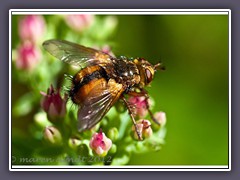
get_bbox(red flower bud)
[40,85,67,121]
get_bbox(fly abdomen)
[70,65,108,105]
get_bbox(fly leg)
[145,94,160,125]
[121,96,143,141]
[128,89,160,126]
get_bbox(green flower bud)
[43,126,62,145]
[34,112,51,128]
[107,127,119,142]
[109,144,117,154]
[68,138,81,150]
[77,144,89,157]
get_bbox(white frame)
[9,9,231,171]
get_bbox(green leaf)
[111,154,130,165]
[13,92,35,116]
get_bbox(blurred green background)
[12,14,229,165]
[114,15,229,165]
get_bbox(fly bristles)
[62,85,71,93]
[67,100,78,111]
[64,74,73,81]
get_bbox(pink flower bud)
[89,130,112,157]
[18,15,46,43]
[132,119,153,140]
[64,14,94,32]
[15,41,41,70]
[40,85,67,121]
[154,111,167,127]
[128,96,152,118]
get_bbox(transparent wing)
[42,39,112,69]
[78,80,123,131]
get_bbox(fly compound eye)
[145,68,153,84]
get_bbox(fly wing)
[78,79,124,132]
[42,39,113,69]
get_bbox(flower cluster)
[128,96,167,140]
[15,15,46,71]
[12,14,167,165]
[39,83,166,158]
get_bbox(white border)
[9,9,231,171]
[11,165,228,171]
[11,9,229,15]
[228,9,231,171]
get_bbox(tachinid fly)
[42,39,163,140]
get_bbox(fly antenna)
[153,62,165,71]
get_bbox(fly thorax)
[114,59,139,85]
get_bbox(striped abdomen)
[69,65,108,105]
